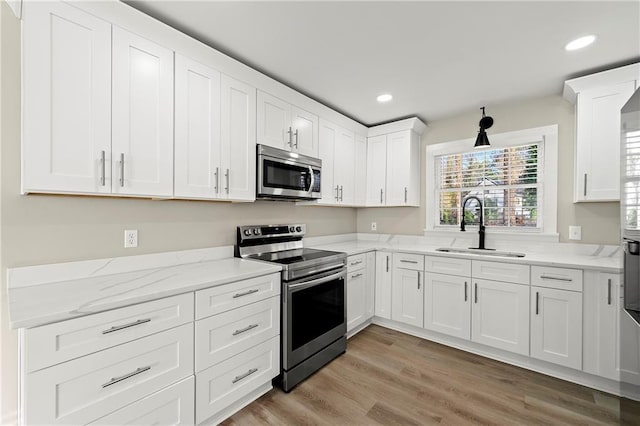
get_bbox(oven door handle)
[307,166,315,193]
[288,270,345,292]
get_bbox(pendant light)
[474,106,494,149]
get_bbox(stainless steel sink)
[435,248,526,258]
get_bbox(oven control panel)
[237,224,306,242]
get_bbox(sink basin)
[435,248,526,258]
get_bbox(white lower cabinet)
[392,265,424,328]
[24,323,194,425]
[530,286,582,369]
[365,251,376,320]
[471,279,530,356]
[375,251,393,319]
[196,336,279,424]
[347,252,375,334]
[90,376,195,425]
[424,272,471,340]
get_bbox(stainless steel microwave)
[256,144,322,200]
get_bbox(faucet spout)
[461,196,486,250]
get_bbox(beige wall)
[357,95,621,245]
[0,3,355,421]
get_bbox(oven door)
[282,267,346,370]
[257,155,321,199]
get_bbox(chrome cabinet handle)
[535,291,540,315]
[232,323,259,336]
[287,127,293,147]
[464,281,468,301]
[232,367,258,384]
[102,366,151,388]
[335,185,340,201]
[607,279,612,305]
[119,153,125,187]
[400,259,418,264]
[404,187,408,203]
[417,271,421,290]
[340,185,344,201]
[584,173,588,197]
[100,151,106,186]
[350,260,363,266]
[102,318,151,334]
[294,129,299,148]
[214,167,219,194]
[386,256,389,272]
[225,169,230,194]
[539,275,573,282]
[474,283,478,303]
[380,188,383,204]
[233,288,259,298]
[351,273,363,279]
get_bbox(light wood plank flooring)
[223,325,640,425]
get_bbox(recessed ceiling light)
[377,94,393,103]
[565,35,596,51]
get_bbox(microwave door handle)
[307,166,315,193]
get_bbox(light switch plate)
[569,226,582,241]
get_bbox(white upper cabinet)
[366,118,425,207]
[318,119,337,204]
[174,55,222,199]
[112,27,174,197]
[334,127,356,205]
[564,63,639,202]
[22,1,112,194]
[354,135,367,206]
[257,91,319,157]
[220,75,257,201]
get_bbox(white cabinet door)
[424,273,471,340]
[375,251,393,319]
[112,27,174,197]
[334,127,356,204]
[530,286,582,369]
[347,269,366,332]
[257,91,290,151]
[575,81,636,201]
[174,54,222,199]
[365,251,376,320]
[291,106,319,157]
[366,135,387,206]
[471,279,529,356]
[391,267,424,328]
[385,131,412,206]
[22,1,112,194]
[354,134,367,206]
[319,119,337,204]
[220,75,256,201]
[583,272,620,380]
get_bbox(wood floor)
[223,325,640,425]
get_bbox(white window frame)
[425,124,558,236]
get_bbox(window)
[437,143,541,229]
[623,129,640,230]
[425,125,558,235]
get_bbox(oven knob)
[289,226,295,232]
[243,229,252,237]
[296,226,302,232]
[253,228,261,235]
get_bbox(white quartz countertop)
[8,257,281,329]
[310,240,622,273]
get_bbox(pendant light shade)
[474,106,494,149]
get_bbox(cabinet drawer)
[196,273,280,320]
[90,376,195,425]
[196,336,279,424]
[472,260,529,285]
[393,253,424,271]
[424,256,471,277]
[347,254,366,272]
[25,323,194,425]
[531,266,583,292]
[195,296,280,372]
[25,293,194,372]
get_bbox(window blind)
[623,130,640,230]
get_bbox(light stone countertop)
[8,256,281,329]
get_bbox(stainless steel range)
[235,224,347,392]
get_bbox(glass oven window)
[291,277,344,351]
[264,160,310,191]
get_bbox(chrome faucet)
[460,196,486,250]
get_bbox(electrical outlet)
[371,222,377,231]
[569,225,582,241]
[124,229,138,248]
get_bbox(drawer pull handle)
[102,318,151,334]
[232,367,258,384]
[400,260,418,264]
[232,323,259,336]
[351,273,363,279]
[350,260,363,266]
[539,275,573,282]
[102,366,151,388]
[233,289,259,298]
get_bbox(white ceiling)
[124,1,640,126]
